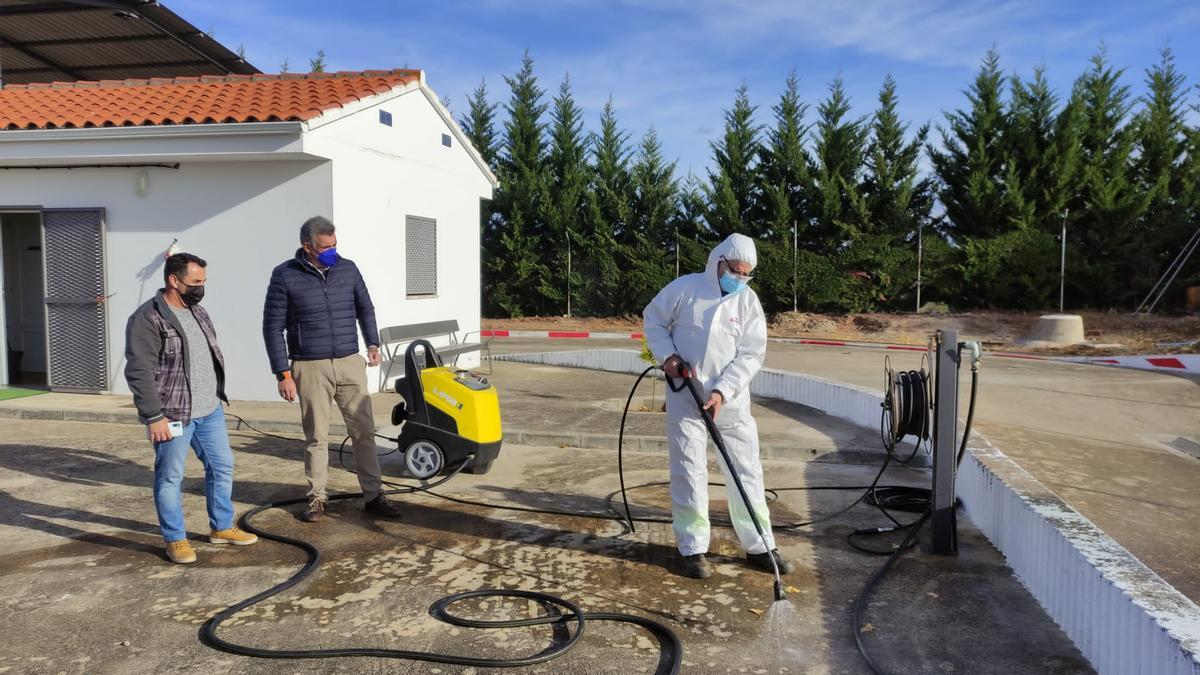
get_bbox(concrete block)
[1019,314,1085,348]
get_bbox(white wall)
[305,87,494,390]
[0,160,333,401]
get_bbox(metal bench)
[378,320,491,391]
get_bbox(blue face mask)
[316,247,339,267]
[719,272,747,294]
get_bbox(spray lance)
[664,363,787,603]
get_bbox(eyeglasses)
[720,256,753,282]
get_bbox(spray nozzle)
[774,580,787,602]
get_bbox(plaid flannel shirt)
[124,290,227,425]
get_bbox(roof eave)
[0,121,305,142]
[0,121,312,165]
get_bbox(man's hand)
[148,418,173,443]
[702,390,725,419]
[278,376,298,402]
[366,346,382,367]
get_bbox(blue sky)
[175,0,1200,178]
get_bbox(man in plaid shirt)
[125,253,257,564]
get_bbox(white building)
[0,70,496,401]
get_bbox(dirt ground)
[485,311,1200,355]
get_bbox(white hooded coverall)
[642,233,774,557]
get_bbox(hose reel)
[880,353,933,462]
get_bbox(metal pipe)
[1059,209,1068,313]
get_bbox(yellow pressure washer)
[389,339,502,478]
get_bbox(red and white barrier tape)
[1061,354,1200,373]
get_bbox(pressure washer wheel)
[404,440,445,479]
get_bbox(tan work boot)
[166,539,197,564]
[209,527,258,546]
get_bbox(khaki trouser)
[292,354,382,501]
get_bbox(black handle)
[663,361,716,430]
[663,360,696,394]
[402,339,443,425]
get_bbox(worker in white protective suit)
[643,233,794,579]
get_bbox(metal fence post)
[931,328,959,555]
[566,229,572,317]
[792,221,797,313]
[916,222,922,313]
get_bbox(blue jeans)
[152,406,234,543]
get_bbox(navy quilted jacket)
[262,249,380,374]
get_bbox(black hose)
[200,463,683,672]
[211,346,975,673]
[618,365,660,533]
[851,511,931,675]
[955,364,979,468]
[881,368,931,464]
[850,341,982,673]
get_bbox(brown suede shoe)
[166,540,196,564]
[209,527,258,546]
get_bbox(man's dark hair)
[164,252,206,284]
[300,216,336,244]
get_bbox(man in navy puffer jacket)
[263,216,402,522]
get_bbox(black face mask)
[175,281,205,307]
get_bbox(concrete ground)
[491,337,1200,604]
[0,418,1089,674]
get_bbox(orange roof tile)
[0,70,421,131]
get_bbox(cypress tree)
[460,79,499,167]
[1069,46,1144,306]
[579,97,633,315]
[674,174,713,275]
[706,84,763,239]
[460,79,503,314]
[625,127,679,311]
[1006,67,1074,228]
[759,70,813,241]
[861,74,933,307]
[492,51,550,316]
[929,49,1010,242]
[926,48,1032,306]
[544,74,590,314]
[810,77,869,252]
[1131,48,1191,307]
[591,98,634,242]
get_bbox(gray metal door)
[42,209,108,392]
